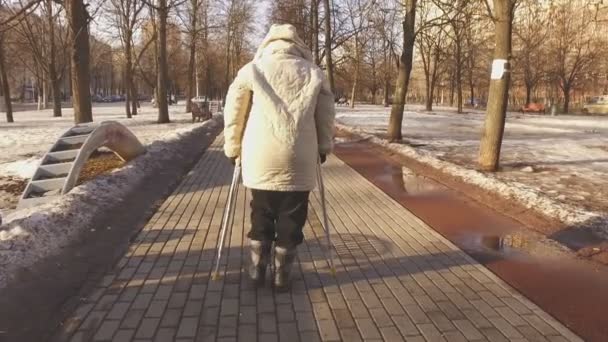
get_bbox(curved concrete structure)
[18,121,145,209]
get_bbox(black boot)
[274,246,297,292]
[248,240,271,286]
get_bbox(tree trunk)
[383,78,390,107]
[525,82,532,105]
[449,71,455,106]
[430,79,436,110]
[202,15,211,99]
[224,35,231,97]
[67,0,93,123]
[563,85,570,113]
[46,0,62,117]
[425,84,433,111]
[0,35,13,123]
[479,0,514,171]
[469,73,475,107]
[37,81,43,110]
[455,42,463,113]
[312,0,320,65]
[186,36,196,110]
[131,81,138,115]
[322,0,335,93]
[124,67,132,118]
[349,38,359,109]
[185,0,198,113]
[42,81,49,109]
[383,41,390,107]
[125,38,133,118]
[156,2,170,123]
[387,0,416,142]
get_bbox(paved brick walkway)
[55,137,581,342]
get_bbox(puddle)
[336,138,561,258]
[334,137,608,342]
[464,233,530,252]
[374,164,446,196]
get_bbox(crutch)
[212,159,241,281]
[316,159,336,275]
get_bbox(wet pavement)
[335,138,608,342]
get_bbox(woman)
[223,24,335,291]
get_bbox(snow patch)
[0,115,223,289]
[0,157,40,179]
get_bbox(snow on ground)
[0,114,222,289]
[337,104,608,237]
[0,103,198,211]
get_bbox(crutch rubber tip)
[211,272,222,281]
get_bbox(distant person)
[223,24,335,291]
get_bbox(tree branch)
[0,0,41,28]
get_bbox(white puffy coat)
[223,24,336,192]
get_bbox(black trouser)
[248,189,310,249]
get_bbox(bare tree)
[45,0,62,117]
[156,0,170,123]
[512,0,547,105]
[417,2,448,111]
[435,0,472,113]
[311,0,320,64]
[345,0,373,108]
[370,1,399,107]
[13,2,52,111]
[0,31,13,123]
[107,0,145,118]
[180,0,217,111]
[463,7,492,108]
[478,0,518,171]
[322,0,335,93]
[547,0,601,114]
[144,0,185,123]
[221,0,254,94]
[387,0,416,141]
[199,1,212,98]
[183,0,201,113]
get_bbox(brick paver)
[55,137,582,342]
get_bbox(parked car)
[582,95,608,115]
[521,103,545,114]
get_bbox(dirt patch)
[0,177,28,210]
[0,176,27,195]
[77,151,124,185]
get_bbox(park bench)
[192,102,212,122]
[521,103,545,114]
